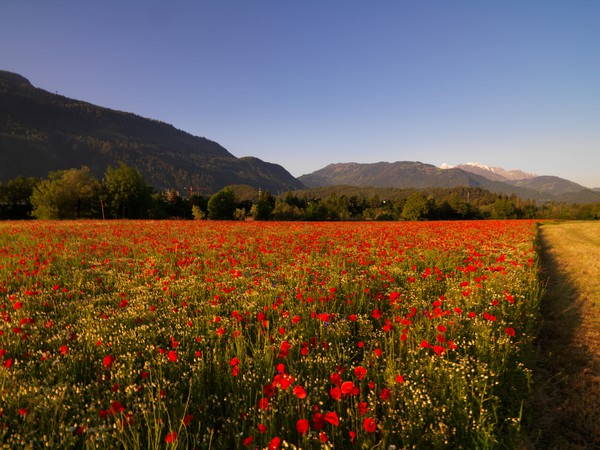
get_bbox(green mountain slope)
[0,70,304,193]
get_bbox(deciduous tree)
[31,167,100,219]
[207,187,236,220]
[104,162,153,219]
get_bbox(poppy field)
[0,220,541,449]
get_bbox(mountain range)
[298,161,600,203]
[2,70,598,203]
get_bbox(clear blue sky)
[2,1,600,187]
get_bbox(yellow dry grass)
[529,221,600,449]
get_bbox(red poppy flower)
[296,418,309,435]
[292,385,307,399]
[60,345,68,356]
[330,372,342,386]
[363,417,377,433]
[312,413,325,430]
[349,430,357,442]
[165,431,177,444]
[505,327,516,337]
[278,340,291,358]
[358,402,368,415]
[354,366,367,380]
[243,436,254,446]
[341,380,355,395]
[258,397,269,410]
[324,411,339,426]
[103,355,115,369]
[318,313,330,322]
[330,387,341,400]
[268,437,281,449]
[380,388,391,401]
[263,383,277,398]
[167,350,178,362]
[433,345,445,355]
[109,400,125,414]
[274,373,294,390]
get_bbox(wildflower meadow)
[0,220,541,449]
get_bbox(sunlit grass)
[529,221,600,448]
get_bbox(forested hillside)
[0,70,303,193]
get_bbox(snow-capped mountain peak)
[440,162,536,181]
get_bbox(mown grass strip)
[530,221,600,448]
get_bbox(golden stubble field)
[532,221,600,449]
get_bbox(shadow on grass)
[527,226,600,449]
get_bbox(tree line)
[2,164,600,221]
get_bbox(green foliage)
[271,198,304,220]
[402,193,433,221]
[30,167,100,219]
[278,186,600,222]
[104,162,153,219]
[192,205,206,220]
[207,187,237,220]
[3,164,600,221]
[149,190,195,219]
[0,176,38,219]
[251,191,275,220]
